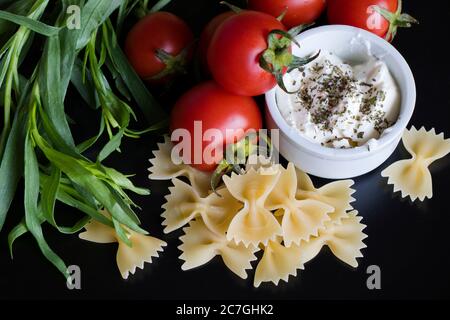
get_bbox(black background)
[1,0,449,300]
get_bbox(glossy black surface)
[1,0,449,300]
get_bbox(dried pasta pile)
[149,137,367,287]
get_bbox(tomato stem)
[288,23,315,37]
[210,132,264,195]
[146,42,194,81]
[136,0,174,18]
[276,7,288,22]
[259,28,318,94]
[219,1,243,13]
[287,50,321,72]
[371,0,418,42]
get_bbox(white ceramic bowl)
[265,25,416,179]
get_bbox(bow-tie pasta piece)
[245,154,282,175]
[78,218,117,243]
[254,240,304,287]
[265,163,334,246]
[223,169,283,247]
[382,127,450,201]
[79,218,166,279]
[299,211,367,268]
[148,135,211,196]
[199,187,243,235]
[116,231,167,279]
[296,169,355,224]
[162,178,242,234]
[179,219,259,279]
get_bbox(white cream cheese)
[276,51,400,148]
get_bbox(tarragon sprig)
[0,0,168,279]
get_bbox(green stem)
[371,0,419,41]
[277,7,288,21]
[146,43,194,81]
[259,29,319,94]
[220,1,243,13]
[150,0,173,13]
[210,132,266,193]
[0,0,50,157]
[87,30,115,136]
[0,38,18,158]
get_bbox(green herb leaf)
[112,217,131,247]
[0,0,34,40]
[71,59,100,109]
[8,219,28,258]
[76,0,122,50]
[41,166,89,235]
[58,0,84,96]
[149,0,173,13]
[98,129,124,162]
[0,10,60,36]
[0,111,25,231]
[116,0,139,37]
[44,177,112,227]
[102,166,150,196]
[38,35,76,151]
[41,166,61,228]
[33,133,147,237]
[24,132,68,278]
[76,116,105,153]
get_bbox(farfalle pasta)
[382,127,450,201]
[162,178,242,234]
[299,211,367,268]
[265,163,334,246]
[253,211,367,287]
[79,213,166,279]
[223,169,283,247]
[296,169,355,223]
[148,135,211,196]
[179,219,259,279]
[245,154,282,174]
[254,240,303,287]
[148,140,367,287]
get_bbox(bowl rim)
[265,25,416,160]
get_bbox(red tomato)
[327,0,418,41]
[207,11,287,96]
[248,0,326,29]
[125,12,194,84]
[170,81,262,172]
[198,11,236,74]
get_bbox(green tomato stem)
[371,0,419,41]
[210,132,269,194]
[220,1,243,13]
[146,42,194,81]
[260,28,318,94]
